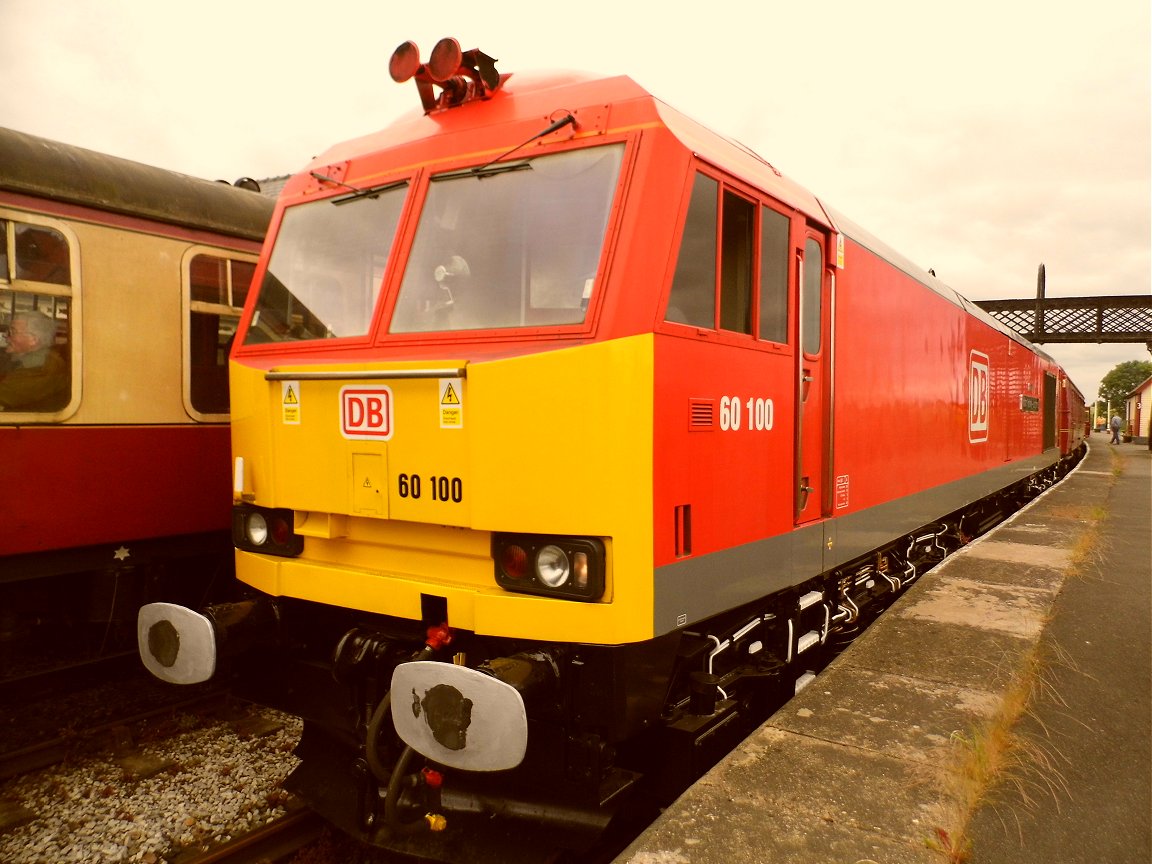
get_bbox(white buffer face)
[137,602,217,685]
[391,661,529,771]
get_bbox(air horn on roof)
[389,37,505,113]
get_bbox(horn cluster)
[389,38,504,113]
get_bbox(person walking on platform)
[1110,413,1123,444]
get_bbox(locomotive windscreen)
[244,183,407,343]
[390,143,623,333]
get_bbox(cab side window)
[720,191,754,335]
[665,173,718,328]
[0,217,73,414]
[759,207,789,344]
[187,252,257,416]
[664,171,792,344]
[802,237,823,355]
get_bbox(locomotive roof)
[305,70,831,224]
[300,65,1055,366]
[0,126,273,242]
[826,205,1057,362]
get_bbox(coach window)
[759,207,789,344]
[15,223,71,285]
[186,252,258,417]
[0,217,74,414]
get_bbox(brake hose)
[364,623,453,786]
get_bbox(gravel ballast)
[0,707,303,864]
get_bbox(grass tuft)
[931,642,1072,862]
[1109,447,1125,478]
[928,462,1115,860]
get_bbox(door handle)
[801,369,814,402]
[797,479,814,517]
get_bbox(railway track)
[0,647,230,781]
[171,806,634,864]
[0,685,231,781]
[169,806,326,864]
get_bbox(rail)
[169,806,325,864]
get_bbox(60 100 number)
[719,396,775,431]
[397,473,463,503]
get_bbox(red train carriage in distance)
[0,127,273,666]
[140,40,1087,858]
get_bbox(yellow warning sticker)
[282,381,301,425]
[439,377,463,429]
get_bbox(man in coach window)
[0,309,69,411]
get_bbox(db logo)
[968,351,990,443]
[340,386,393,440]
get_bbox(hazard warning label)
[439,377,463,429]
[282,381,301,425]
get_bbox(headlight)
[232,505,303,557]
[246,512,269,546]
[493,534,605,601]
[536,545,570,587]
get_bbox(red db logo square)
[968,351,990,443]
[341,386,393,440]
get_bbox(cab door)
[795,229,831,524]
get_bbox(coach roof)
[0,126,273,242]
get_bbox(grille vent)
[689,398,715,430]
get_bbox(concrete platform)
[616,439,1151,864]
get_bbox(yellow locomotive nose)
[245,363,472,528]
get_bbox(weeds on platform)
[929,489,1113,861]
[926,448,1121,861]
[1109,446,1126,478]
[1065,506,1108,584]
[930,641,1073,862]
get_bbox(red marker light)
[500,544,529,580]
[270,515,293,547]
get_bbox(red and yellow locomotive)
[139,40,1086,855]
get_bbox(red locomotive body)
[137,42,1085,856]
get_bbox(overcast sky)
[2,0,1148,401]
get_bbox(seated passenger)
[0,310,69,411]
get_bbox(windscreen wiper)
[309,172,408,205]
[433,112,578,181]
[432,161,532,181]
